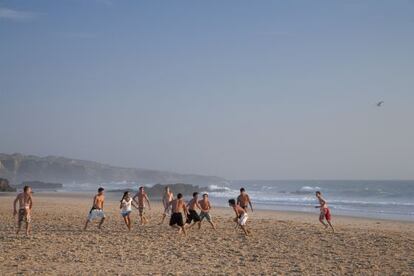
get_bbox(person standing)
[185,192,202,229]
[120,191,139,231]
[84,187,106,230]
[167,193,188,235]
[237,188,253,212]
[160,186,173,224]
[133,186,151,225]
[229,198,250,236]
[13,185,33,236]
[198,193,216,230]
[315,191,334,233]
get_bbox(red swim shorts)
[324,208,331,221]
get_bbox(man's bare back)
[93,194,105,209]
[171,198,186,213]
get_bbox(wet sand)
[1,193,413,275]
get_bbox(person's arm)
[236,196,241,206]
[13,196,18,216]
[233,207,239,221]
[164,200,172,213]
[145,194,151,209]
[248,195,253,212]
[133,193,139,204]
[195,201,202,210]
[183,203,188,216]
[29,195,33,210]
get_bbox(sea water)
[207,180,414,221]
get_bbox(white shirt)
[121,198,132,212]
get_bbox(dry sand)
[1,193,413,275]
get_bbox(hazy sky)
[1,0,413,180]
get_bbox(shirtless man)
[133,186,151,225]
[198,193,216,230]
[160,186,173,224]
[315,191,334,233]
[237,188,253,212]
[229,198,250,236]
[167,193,188,235]
[13,186,33,235]
[84,187,106,230]
[185,192,201,228]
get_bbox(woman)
[120,191,138,231]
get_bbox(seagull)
[376,101,384,107]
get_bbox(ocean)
[59,180,414,221]
[207,180,414,221]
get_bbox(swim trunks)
[18,208,31,223]
[199,211,212,222]
[186,209,201,224]
[88,208,106,221]
[170,212,184,227]
[238,213,248,226]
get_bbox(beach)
[1,193,413,275]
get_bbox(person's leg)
[240,225,249,236]
[84,220,90,230]
[16,219,22,235]
[327,220,334,233]
[160,213,166,224]
[180,226,186,235]
[126,215,132,231]
[319,212,328,228]
[206,214,216,230]
[25,221,31,236]
[123,216,129,229]
[98,217,105,229]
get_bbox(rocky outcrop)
[0,153,227,186]
[0,178,16,192]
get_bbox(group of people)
[12,185,334,236]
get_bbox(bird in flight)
[376,101,384,107]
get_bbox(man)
[315,191,334,233]
[237,188,253,212]
[198,193,216,230]
[13,186,33,236]
[84,187,106,230]
[229,198,250,236]
[133,186,151,225]
[185,192,201,228]
[167,193,188,235]
[160,186,173,224]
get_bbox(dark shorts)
[186,209,201,224]
[170,212,184,227]
[18,208,31,223]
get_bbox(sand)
[1,193,413,275]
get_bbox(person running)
[185,192,201,229]
[315,191,334,233]
[167,193,188,235]
[120,191,139,231]
[237,188,253,212]
[13,185,33,236]
[160,186,173,224]
[84,187,106,230]
[133,186,151,225]
[198,193,216,230]
[229,198,250,236]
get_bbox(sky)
[1,0,414,180]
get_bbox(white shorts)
[88,209,106,221]
[238,213,248,226]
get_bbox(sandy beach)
[1,193,413,275]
